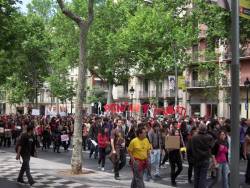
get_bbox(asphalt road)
[0,178,28,188]
[1,145,250,188]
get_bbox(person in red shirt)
[97,127,110,171]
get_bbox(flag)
[168,76,176,90]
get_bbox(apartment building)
[184,24,250,118]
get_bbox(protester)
[160,126,169,168]
[244,127,250,185]
[191,124,214,188]
[82,119,89,151]
[110,118,126,180]
[148,122,162,179]
[42,124,51,151]
[209,130,230,188]
[128,127,151,188]
[89,119,99,159]
[240,118,248,160]
[97,127,110,171]
[168,129,183,186]
[16,124,36,186]
[186,127,198,184]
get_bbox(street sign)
[178,76,186,90]
[240,0,250,19]
[210,0,250,20]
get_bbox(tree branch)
[89,68,104,81]
[87,0,94,26]
[57,0,82,25]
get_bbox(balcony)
[192,51,219,62]
[222,47,250,60]
[198,30,207,39]
[163,89,175,98]
[221,77,250,87]
[186,80,216,88]
[139,90,175,99]
[186,77,250,88]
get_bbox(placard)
[61,134,69,142]
[16,126,21,130]
[32,109,40,116]
[165,136,180,149]
[4,129,11,132]
[90,139,98,147]
[59,112,67,117]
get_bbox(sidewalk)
[0,150,173,188]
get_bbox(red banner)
[104,103,186,117]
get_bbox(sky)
[17,0,31,13]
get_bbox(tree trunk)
[56,0,94,175]
[107,82,113,104]
[155,80,159,107]
[71,26,88,174]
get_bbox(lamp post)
[70,98,73,114]
[244,77,250,119]
[129,86,135,117]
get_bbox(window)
[191,104,200,116]
[192,70,198,81]
[0,91,6,101]
[40,92,44,103]
[123,80,128,95]
[192,45,198,61]
[159,82,163,94]
[144,79,149,92]
[206,104,218,118]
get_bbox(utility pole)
[230,0,240,187]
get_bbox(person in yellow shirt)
[128,127,152,188]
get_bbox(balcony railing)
[164,90,175,98]
[186,77,249,88]
[186,80,216,88]
[198,30,207,39]
[222,48,250,60]
[139,90,175,98]
[192,51,219,62]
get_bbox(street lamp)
[244,77,250,119]
[129,86,135,117]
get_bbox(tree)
[0,0,23,85]
[0,10,50,106]
[56,0,94,174]
[27,0,55,23]
[46,73,76,104]
[192,0,250,51]
[88,0,135,104]
[119,0,194,105]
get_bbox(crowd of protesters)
[1,113,250,187]
[0,114,74,153]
